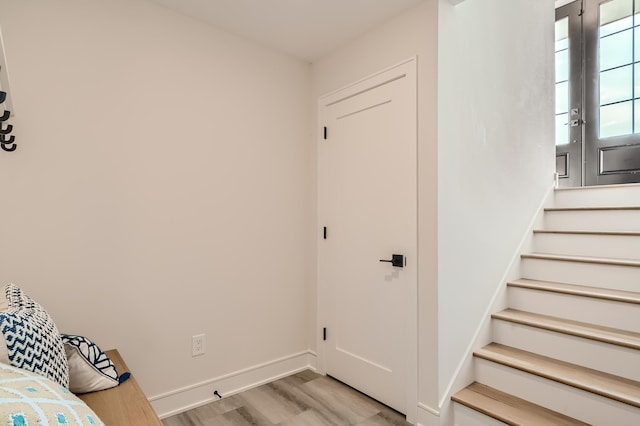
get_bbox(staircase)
[452,184,640,425]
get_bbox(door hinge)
[323,126,327,140]
[323,327,327,341]
[323,226,327,239]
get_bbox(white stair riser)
[533,233,640,260]
[492,320,640,381]
[507,287,640,333]
[544,210,640,232]
[475,358,640,425]
[452,402,509,426]
[521,258,640,293]
[554,184,640,208]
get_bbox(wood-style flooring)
[162,370,410,426]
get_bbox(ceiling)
[146,0,426,62]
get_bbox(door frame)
[316,57,418,423]
[556,0,585,187]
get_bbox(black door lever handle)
[379,254,404,268]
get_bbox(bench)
[77,350,163,425]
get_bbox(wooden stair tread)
[475,343,640,408]
[507,279,640,304]
[521,252,640,267]
[492,309,640,350]
[554,182,640,191]
[533,229,640,237]
[452,382,589,426]
[544,206,640,211]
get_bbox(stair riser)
[544,210,640,232]
[521,258,640,292]
[507,287,640,333]
[533,233,640,260]
[492,320,640,381]
[452,402,509,426]
[554,184,640,208]
[475,358,640,425]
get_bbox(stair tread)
[521,252,640,266]
[452,382,589,426]
[507,279,640,304]
[475,343,640,408]
[545,206,640,211]
[492,309,640,350]
[554,182,640,191]
[533,229,640,236]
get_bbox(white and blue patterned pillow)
[0,361,103,425]
[62,335,129,394]
[0,283,69,388]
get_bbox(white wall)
[312,2,439,423]
[437,0,555,413]
[0,0,313,416]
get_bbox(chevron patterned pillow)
[0,283,69,388]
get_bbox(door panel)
[556,0,640,186]
[317,60,417,414]
[584,0,640,184]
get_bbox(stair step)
[554,183,640,208]
[533,229,640,236]
[492,309,640,350]
[521,253,640,267]
[543,207,640,232]
[532,230,640,260]
[452,382,589,426]
[492,318,640,381]
[520,255,640,292]
[474,343,640,408]
[545,206,640,212]
[507,279,640,304]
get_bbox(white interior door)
[317,59,417,414]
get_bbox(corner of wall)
[151,350,317,419]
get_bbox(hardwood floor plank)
[162,370,410,426]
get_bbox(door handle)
[379,254,404,268]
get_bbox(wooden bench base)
[77,350,162,425]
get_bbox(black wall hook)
[0,123,12,135]
[0,134,14,144]
[0,91,5,104]
[0,110,9,121]
[0,133,16,152]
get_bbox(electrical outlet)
[192,334,205,357]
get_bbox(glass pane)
[600,0,633,36]
[556,17,568,41]
[635,64,640,99]
[556,113,569,145]
[555,49,569,83]
[600,101,633,137]
[556,81,569,114]
[601,15,633,37]
[635,27,640,62]
[635,100,640,133]
[600,65,633,104]
[555,17,569,51]
[600,29,633,71]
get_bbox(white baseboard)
[150,350,317,419]
[417,402,440,426]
